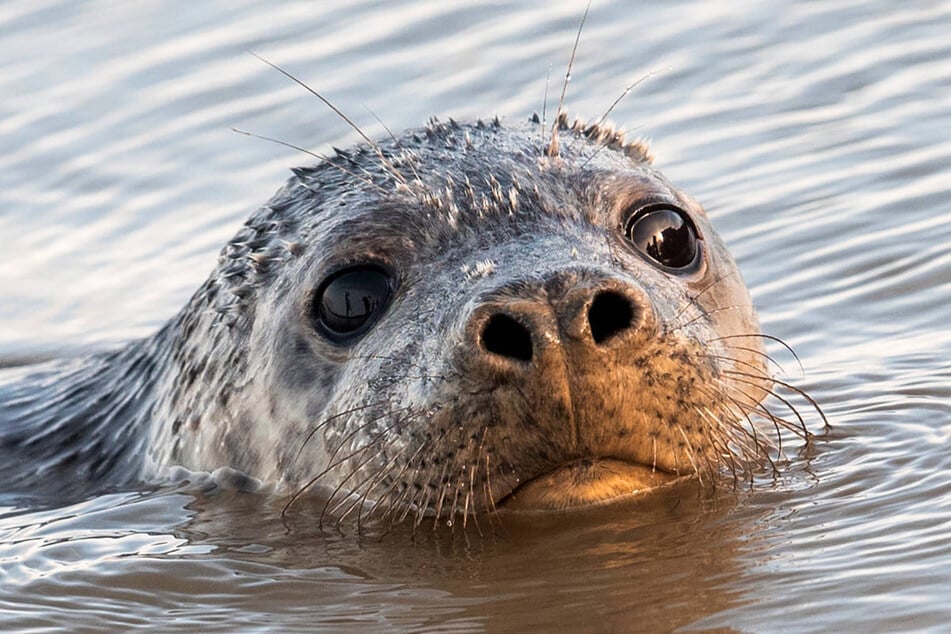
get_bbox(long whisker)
[318,440,393,529]
[693,386,779,474]
[677,427,704,484]
[722,371,816,439]
[670,303,753,332]
[334,416,436,531]
[714,343,787,374]
[250,51,409,188]
[695,407,742,489]
[577,68,667,168]
[363,104,425,186]
[597,68,668,128]
[282,412,406,521]
[295,400,394,460]
[251,52,377,152]
[309,405,410,470]
[540,64,553,149]
[430,453,455,528]
[548,0,592,157]
[363,428,440,531]
[710,333,805,377]
[692,404,748,481]
[670,271,740,326]
[232,128,388,194]
[723,381,810,441]
[764,374,830,432]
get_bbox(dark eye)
[624,204,700,270]
[313,266,394,343]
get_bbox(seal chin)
[499,459,684,511]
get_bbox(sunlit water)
[1,1,949,631]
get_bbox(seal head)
[145,114,772,519]
[0,114,779,521]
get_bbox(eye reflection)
[313,266,393,343]
[625,206,699,270]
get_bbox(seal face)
[0,113,783,522]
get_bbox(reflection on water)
[1,482,758,631]
[1,0,949,631]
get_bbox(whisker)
[677,428,704,484]
[710,333,805,377]
[651,435,658,472]
[727,385,811,443]
[412,486,435,534]
[431,454,454,528]
[307,405,410,472]
[447,476,462,533]
[232,128,388,194]
[695,407,743,479]
[296,400,394,460]
[672,271,739,322]
[548,0,592,157]
[596,68,668,129]
[484,448,500,518]
[451,432,481,532]
[363,104,425,186]
[722,371,815,439]
[464,456,481,535]
[702,351,771,376]
[364,424,445,530]
[386,423,459,531]
[330,447,400,525]
[335,417,437,530]
[251,53,377,152]
[282,412,406,521]
[714,343,787,374]
[540,64,553,149]
[249,51,409,188]
[319,440,392,529]
[697,394,778,476]
[669,303,752,333]
[577,67,668,169]
[696,383,772,456]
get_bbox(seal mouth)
[498,458,684,511]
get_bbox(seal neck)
[0,336,165,498]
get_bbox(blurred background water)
[1,0,949,631]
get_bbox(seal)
[0,110,812,524]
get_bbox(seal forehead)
[294,117,670,256]
[395,116,656,194]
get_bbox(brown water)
[1,1,949,631]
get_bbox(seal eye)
[624,204,700,270]
[313,266,394,343]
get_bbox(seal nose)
[586,290,635,345]
[473,277,644,366]
[481,313,534,362]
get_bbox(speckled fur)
[0,113,796,517]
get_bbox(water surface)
[1,1,949,631]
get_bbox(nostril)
[588,291,635,344]
[481,314,533,362]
